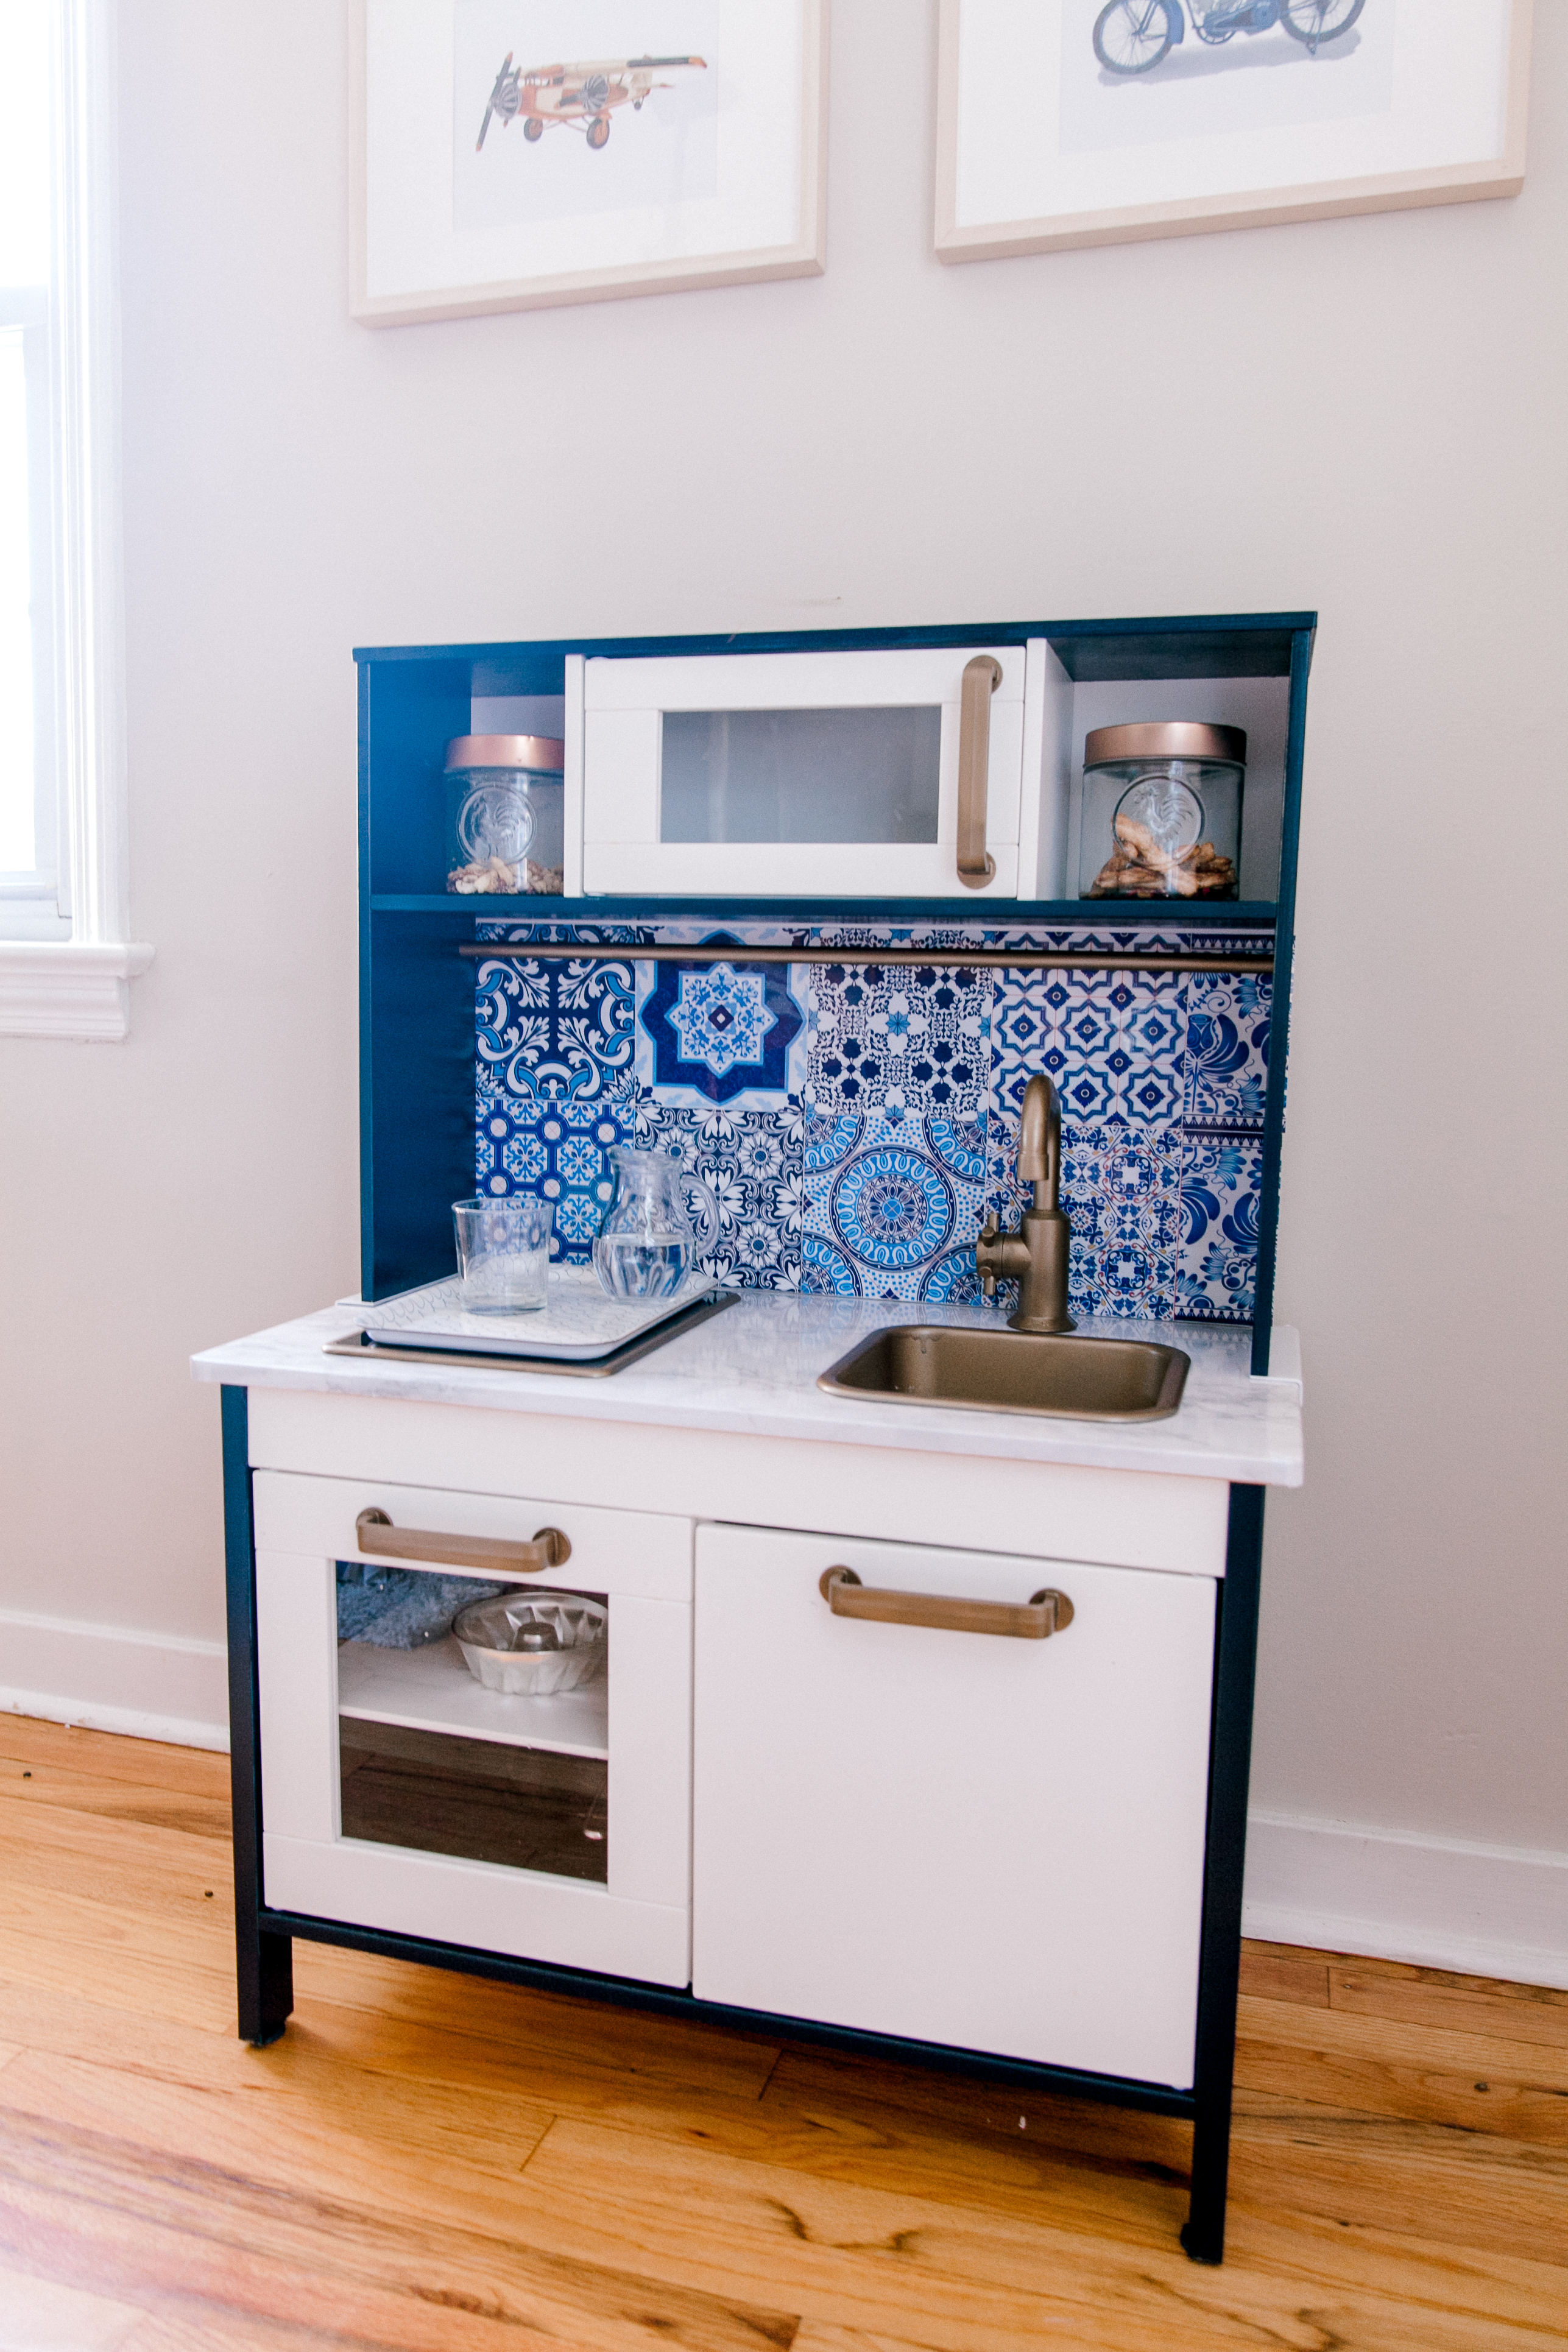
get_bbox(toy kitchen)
[194,612,1308,2266]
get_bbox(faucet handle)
[976,1215,1000,1298]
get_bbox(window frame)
[0,0,153,1040]
[1,289,63,931]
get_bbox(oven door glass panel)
[339,1720,607,1882]
[660,707,942,844]
[334,1563,610,1887]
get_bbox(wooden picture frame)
[353,0,828,326]
[936,0,1532,263]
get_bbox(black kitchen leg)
[1181,1482,1265,2265]
[239,1926,295,2047]
[222,1385,295,2046]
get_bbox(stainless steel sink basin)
[818,1324,1190,1422]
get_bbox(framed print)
[353,0,828,324]
[936,0,1533,261]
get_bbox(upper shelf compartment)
[356,614,1312,911]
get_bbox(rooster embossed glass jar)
[444,735,566,895]
[1078,723,1245,901]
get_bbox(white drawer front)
[692,1524,1213,2085]
[253,1469,692,1602]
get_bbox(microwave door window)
[659,707,942,844]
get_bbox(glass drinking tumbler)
[452,1196,554,1313]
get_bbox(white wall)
[1,4,1563,1979]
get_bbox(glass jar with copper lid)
[445,735,566,895]
[1078,723,1245,901]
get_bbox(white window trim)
[0,0,153,1040]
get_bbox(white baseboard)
[0,1606,228,1753]
[1243,1809,1568,1990]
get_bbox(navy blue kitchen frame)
[223,609,1305,2264]
[225,1384,1266,2264]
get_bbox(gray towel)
[335,1562,506,1648]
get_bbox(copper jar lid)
[444,734,566,773]
[1082,722,1246,768]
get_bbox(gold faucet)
[975,1073,1075,1333]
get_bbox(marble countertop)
[192,1291,1303,1488]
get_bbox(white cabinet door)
[581,646,1034,898]
[255,1472,693,1987]
[692,1524,1215,2085]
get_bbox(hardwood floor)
[0,1717,1562,2350]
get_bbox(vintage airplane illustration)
[476,52,708,152]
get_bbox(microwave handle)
[956,656,1001,888]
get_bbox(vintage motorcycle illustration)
[477,52,707,153]
[1093,0,1365,76]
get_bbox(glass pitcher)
[592,1147,721,1301]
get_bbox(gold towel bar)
[457,941,1273,975]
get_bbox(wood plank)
[1235,1993,1568,2144]
[0,1882,233,1975]
[0,1759,231,1842]
[0,1716,229,1801]
[1332,1961,1568,2052]
[0,1965,777,2159]
[794,2334,942,2352]
[1243,1985,1568,2090]
[1344,1956,1568,2010]
[0,2046,557,2242]
[0,1828,232,1931]
[487,2114,1568,2352]
[0,1925,238,2038]
[0,2006,564,2197]
[0,2258,147,2350]
[1222,2203,1568,2342]
[290,1940,782,2103]
[1229,2092,1568,2266]
[121,2312,534,2352]
[1237,1944,1330,2008]
[761,2046,1194,2180]
[124,2317,406,2352]
[0,1802,230,1881]
[0,2103,800,2352]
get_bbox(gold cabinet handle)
[819,1566,1072,1639]
[956,654,1001,889]
[355,1506,571,1576]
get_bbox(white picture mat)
[939,0,1531,255]
[358,0,822,317]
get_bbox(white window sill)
[0,940,155,1040]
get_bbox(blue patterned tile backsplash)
[471,922,1271,1323]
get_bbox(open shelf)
[336,1637,609,1760]
[372,895,1279,925]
